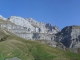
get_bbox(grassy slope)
[0,31,79,60]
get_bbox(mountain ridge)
[0,28,79,60]
[0,15,60,48]
[0,15,80,53]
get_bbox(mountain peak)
[0,15,7,20]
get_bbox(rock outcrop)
[0,15,60,47]
[6,57,21,60]
[1,15,80,52]
[8,16,60,34]
[56,25,80,50]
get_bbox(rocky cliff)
[55,25,80,53]
[1,15,80,52]
[8,16,60,34]
[0,15,60,47]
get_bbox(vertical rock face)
[7,16,60,34]
[27,18,60,34]
[1,15,80,52]
[0,15,60,42]
[56,25,80,48]
[8,16,35,32]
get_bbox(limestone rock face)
[27,18,60,34]
[7,16,60,47]
[0,15,60,48]
[2,15,80,52]
[7,16,60,34]
[56,25,80,48]
[8,16,35,32]
[1,15,80,53]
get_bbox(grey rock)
[6,57,21,60]
[0,15,60,48]
[56,25,80,48]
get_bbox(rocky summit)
[0,15,60,40]
[56,26,80,48]
[0,15,80,53]
[55,25,80,53]
[0,15,60,47]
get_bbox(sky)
[0,0,80,29]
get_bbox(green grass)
[0,30,79,60]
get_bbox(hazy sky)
[0,0,80,29]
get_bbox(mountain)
[56,25,80,53]
[0,15,60,40]
[0,15,60,48]
[0,28,79,60]
[0,15,80,53]
[0,15,80,59]
[8,16,60,34]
